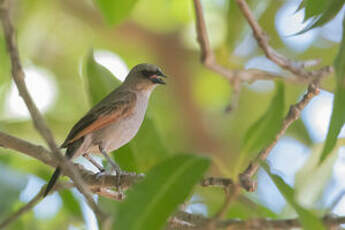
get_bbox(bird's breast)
[92,90,151,153]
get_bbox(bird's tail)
[43,137,84,197]
[43,167,61,197]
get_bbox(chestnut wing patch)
[61,92,136,147]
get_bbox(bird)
[43,63,167,197]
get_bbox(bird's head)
[125,63,167,90]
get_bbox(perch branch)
[0,131,144,189]
[2,115,345,229]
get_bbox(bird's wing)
[61,91,137,148]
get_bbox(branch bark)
[192,0,333,85]
[0,131,144,189]
[239,79,321,191]
[0,0,338,229]
[191,0,331,223]
[173,211,345,230]
[0,0,107,223]
[234,0,333,80]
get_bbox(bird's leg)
[82,153,105,173]
[98,145,123,193]
[98,145,121,174]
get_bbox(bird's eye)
[141,70,154,77]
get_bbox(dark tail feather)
[43,167,61,197]
[43,138,84,197]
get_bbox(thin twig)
[193,0,332,85]
[328,190,345,213]
[239,79,321,191]
[200,177,234,188]
[0,182,70,229]
[214,185,240,220]
[193,0,324,197]
[206,185,241,230]
[193,0,305,85]
[0,0,107,222]
[235,0,333,80]
[225,79,241,113]
[0,189,44,229]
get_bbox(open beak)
[150,73,167,85]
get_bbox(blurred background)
[0,0,344,229]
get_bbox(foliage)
[320,15,345,162]
[0,0,344,229]
[95,0,139,25]
[298,0,345,34]
[115,154,210,230]
[241,81,285,155]
[262,162,325,230]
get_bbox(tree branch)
[173,211,345,230]
[0,0,107,222]
[192,0,332,85]
[234,0,333,80]
[193,0,285,84]
[200,177,234,188]
[192,1,330,222]
[239,79,321,191]
[0,131,144,189]
[0,182,70,229]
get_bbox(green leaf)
[85,50,121,106]
[304,0,327,22]
[320,15,345,162]
[227,0,247,50]
[262,162,326,230]
[0,166,27,216]
[295,0,306,13]
[227,199,277,219]
[115,154,210,230]
[242,81,285,154]
[114,144,138,172]
[59,190,82,217]
[94,0,139,25]
[287,119,313,146]
[298,0,345,34]
[295,145,337,208]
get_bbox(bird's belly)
[108,117,142,151]
[87,90,150,154]
[91,113,145,153]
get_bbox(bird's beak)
[150,73,167,85]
